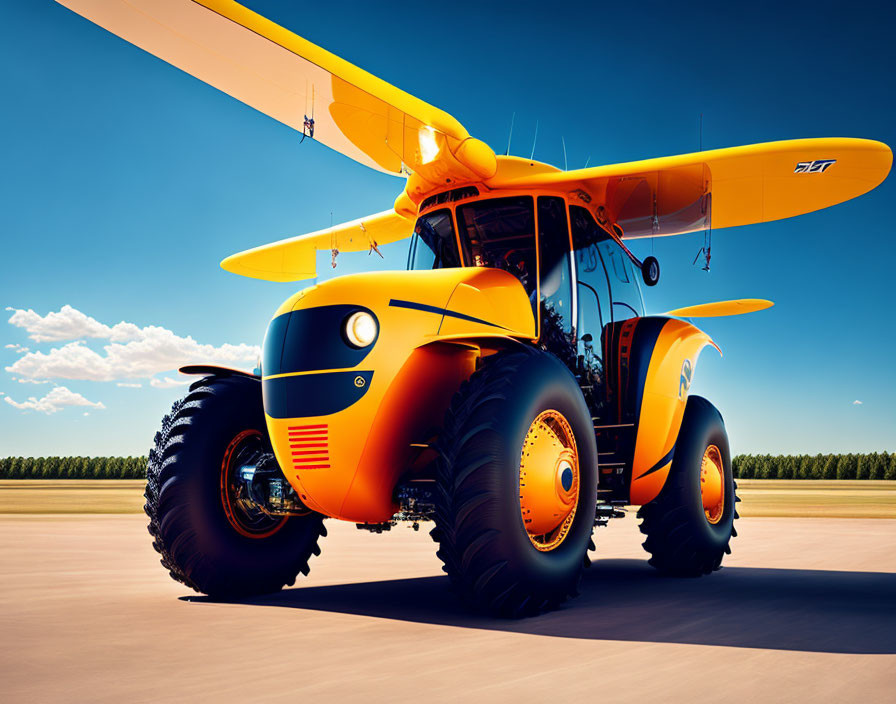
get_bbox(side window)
[408,209,460,270]
[599,241,644,320]
[570,205,612,368]
[537,196,574,335]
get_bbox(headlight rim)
[343,310,378,348]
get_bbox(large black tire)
[431,346,598,617]
[637,395,738,576]
[144,375,326,598]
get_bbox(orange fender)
[617,317,720,505]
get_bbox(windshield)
[407,208,461,270]
[455,196,537,296]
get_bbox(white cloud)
[5,343,30,354]
[5,306,259,382]
[150,376,190,389]
[15,378,50,384]
[853,399,863,405]
[83,412,90,416]
[6,305,142,343]
[3,386,106,414]
[116,382,142,388]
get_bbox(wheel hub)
[519,410,580,551]
[220,429,288,539]
[700,444,725,524]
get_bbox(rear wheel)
[637,395,738,575]
[145,375,326,598]
[431,347,598,617]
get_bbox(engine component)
[238,453,310,516]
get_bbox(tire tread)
[144,376,325,597]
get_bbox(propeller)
[56,1,891,283]
[663,299,774,318]
[55,0,496,186]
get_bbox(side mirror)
[641,256,660,287]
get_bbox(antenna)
[561,136,568,171]
[584,155,591,169]
[505,112,515,156]
[530,120,539,160]
[699,113,703,151]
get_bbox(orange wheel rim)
[519,410,580,552]
[220,429,288,539]
[700,444,725,525]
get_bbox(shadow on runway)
[185,559,896,654]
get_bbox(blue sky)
[1,0,893,457]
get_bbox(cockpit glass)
[597,240,645,319]
[455,196,536,295]
[569,204,645,321]
[408,208,461,270]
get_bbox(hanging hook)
[330,219,338,268]
[300,115,315,143]
[692,228,711,271]
[359,221,383,258]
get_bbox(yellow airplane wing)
[664,299,774,318]
[220,209,412,282]
[501,138,891,238]
[56,0,496,182]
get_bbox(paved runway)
[2,514,894,702]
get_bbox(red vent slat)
[288,424,330,472]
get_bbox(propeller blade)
[220,209,412,282]
[498,138,891,238]
[56,0,494,182]
[664,299,774,318]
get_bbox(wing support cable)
[330,218,338,269]
[300,83,315,143]
[692,192,712,271]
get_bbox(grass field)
[0,480,146,514]
[0,479,894,517]
[736,479,896,518]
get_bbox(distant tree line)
[732,453,895,480]
[0,456,147,479]
[1,453,895,480]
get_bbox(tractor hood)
[270,267,536,344]
[261,266,535,522]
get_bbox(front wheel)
[431,347,598,617]
[638,395,738,575]
[145,375,326,598]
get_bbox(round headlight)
[345,311,377,348]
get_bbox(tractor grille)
[288,424,330,471]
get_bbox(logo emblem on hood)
[679,359,693,399]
